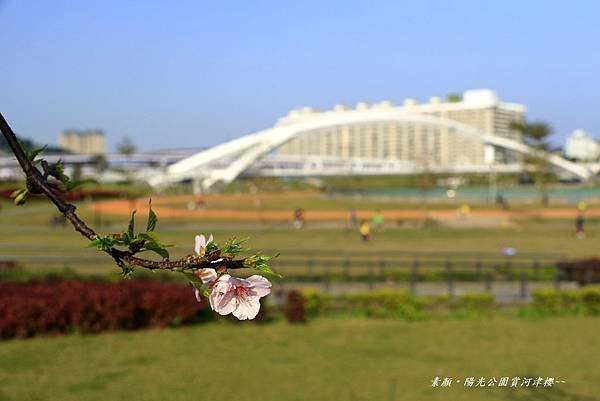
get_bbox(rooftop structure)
[565,129,599,161]
[276,89,525,167]
[58,129,106,155]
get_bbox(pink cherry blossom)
[192,234,216,301]
[209,274,272,320]
[194,234,213,257]
[193,268,218,302]
[196,268,217,286]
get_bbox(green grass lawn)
[0,317,598,401]
[1,200,599,277]
[1,194,600,401]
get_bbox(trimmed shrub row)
[0,280,211,339]
[290,289,495,321]
[0,267,181,283]
[289,287,600,322]
[531,286,600,316]
[272,266,557,283]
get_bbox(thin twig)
[0,112,245,272]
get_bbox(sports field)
[0,192,598,272]
[89,192,600,222]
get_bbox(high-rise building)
[276,89,525,167]
[58,130,106,155]
[565,129,599,161]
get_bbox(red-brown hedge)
[0,280,211,339]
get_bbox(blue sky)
[1,0,599,151]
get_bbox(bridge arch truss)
[149,111,594,189]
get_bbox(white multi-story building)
[565,129,599,161]
[276,89,525,168]
[58,130,106,155]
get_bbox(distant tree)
[117,137,136,156]
[91,154,109,174]
[71,164,83,182]
[446,93,462,103]
[509,121,553,206]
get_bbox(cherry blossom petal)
[209,275,237,315]
[215,274,233,286]
[196,268,217,287]
[211,290,237,315]
[232,299,261,320]
[246,275,272,298]
[194,234,214,256]
[194,235,205,255]
[226,276,246,287]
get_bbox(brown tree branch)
[0,112,245,272]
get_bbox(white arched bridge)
[148,110,598,190]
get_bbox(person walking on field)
[293,208,305,229]
[348,208,358,229]
[359,220,371,242]
[575,212,585,239]
[575,200,587,239]
[372,210,384,231]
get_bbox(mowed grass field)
[0,318,599,401]
[1,197,599,277]
[1,195,600,400]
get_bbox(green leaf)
[129,238,145,249]
[121,264,135,279]
[143,242,170,259]
[10,188,23,198]
[206,241,219,254]
[22,144,46,162]
[221,237,249,257]
[138,231,159,242]
[127,210,136,238]
[184,272,202,286]
[185,273,210,298]
[50,160,70,184]
[29,145,46,161]
[88,235,117,251]
[245,254,282,278]
[146,200,157,232]
[54,159,64,174]
[10,188,28,206]
[114,238,129,247]
[139,232,173,248]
